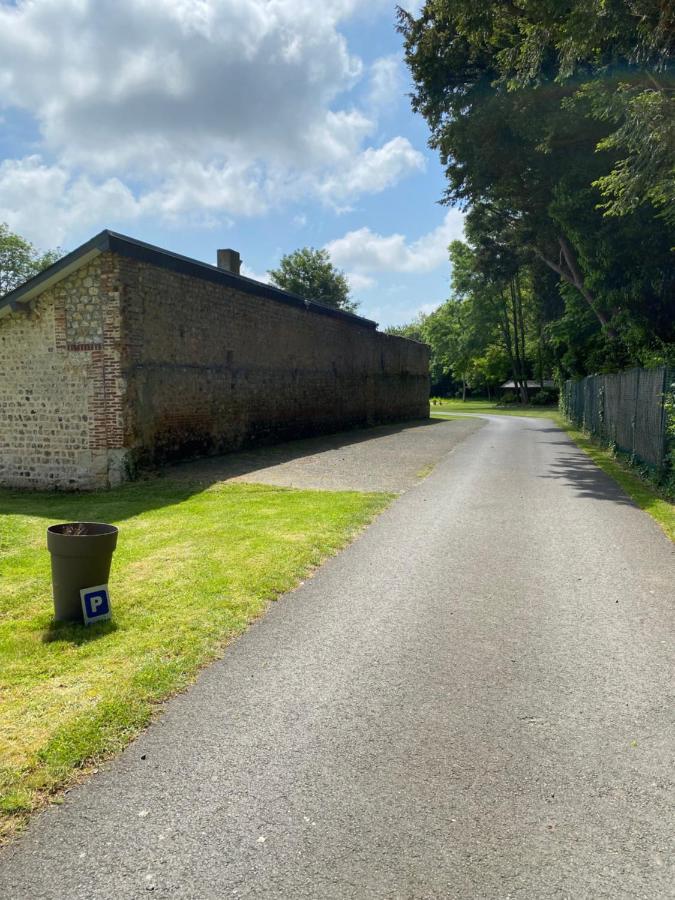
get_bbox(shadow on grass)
[42,618,119,645]
[0,419,443,530]
[0,479,205,527]
[0,418,440,522]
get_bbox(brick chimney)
[217,248,241,275]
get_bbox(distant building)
[500,380,556,396]
[0,231,429,490]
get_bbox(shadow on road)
[540,453,634,505]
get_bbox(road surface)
[1,415,673,899]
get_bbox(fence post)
[658,365,669,475]
[632,368,640,462]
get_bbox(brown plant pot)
[47,523,118,623]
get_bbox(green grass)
[430,397,559,418]
[0,479,390,838]
[432,397,674,541]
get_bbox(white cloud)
[397,1,424,14]
[0,156,141,247]
[347,272,376,291]
[318,137,425,204]
[0,0,424,242]
[368,55,405,111]
[240,262,270,284]
[325,209,465,277]
[416,301,442,317]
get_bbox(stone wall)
[0,250,429,490]
[0,255,127,490]
[118,258,429,470]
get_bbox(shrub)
[530,390,554,405]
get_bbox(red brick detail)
[53,292,67,352]
[67,342,102,352]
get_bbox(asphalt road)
[1,415,673,899]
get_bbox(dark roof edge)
[0,230,111,316]
[0,229,378,329]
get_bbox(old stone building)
[0,230,429,490]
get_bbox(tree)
[268,247,358,313]
[397,0,674,373]
[0,223,61,297]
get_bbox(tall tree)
[397,1,674,372]
[268,247,358,313]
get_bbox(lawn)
[0,479,390,839]
[430,397,559,418]
[432,398,674,542]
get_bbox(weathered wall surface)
[0,255,126,490]
[118,258,429,469]
[1,251,428,490]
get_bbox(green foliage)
[268,247,357,313]
[0,223,61,297]
[579,81,675,226]
[397,1,674,377]
[529,390,555,406]
[385,319,426,343]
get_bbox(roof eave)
[0,229,379,330]
[0,231,111,318]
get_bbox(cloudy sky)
[0,0,464,327]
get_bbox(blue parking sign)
[80,584,112,625]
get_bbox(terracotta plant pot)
[47,523,118,623]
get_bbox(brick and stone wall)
[116,258,429,471]
[0,250,429,490]
[0,255,127,490]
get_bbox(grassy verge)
[0,479,390,840]
[432,399,674,542]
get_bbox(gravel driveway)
[166,417,484,492]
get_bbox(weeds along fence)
[561,366,674,476]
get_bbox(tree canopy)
[0,223,61,297]
[268,247,358,313]
[393,0,674,395]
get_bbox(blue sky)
[0,0,464,327]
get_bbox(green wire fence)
[561,366,674,477]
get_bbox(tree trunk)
[490,291,522,405]
[509,280,529,404]
[514,276,529,404]
[534,237,617,339]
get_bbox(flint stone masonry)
[0,231,429,490]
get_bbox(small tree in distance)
[268,247,358,314]
[0,223,62,297]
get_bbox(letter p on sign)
[80,584,112,625]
